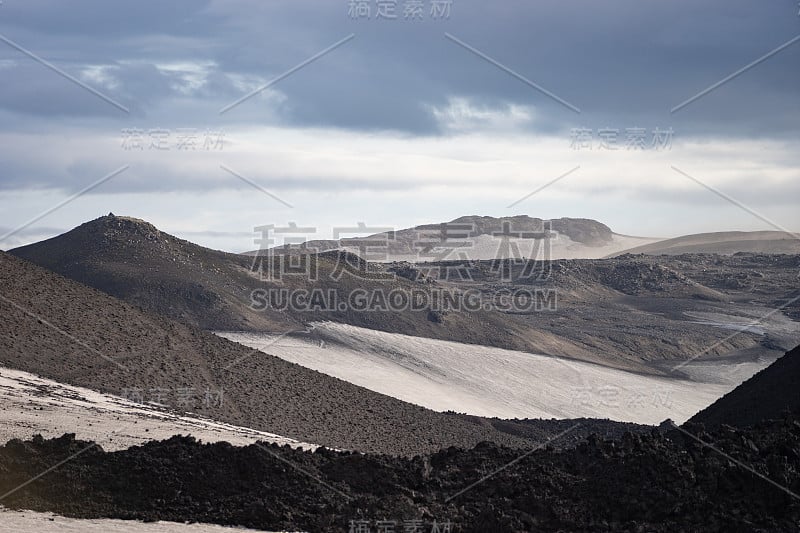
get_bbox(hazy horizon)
[4,211,800,256]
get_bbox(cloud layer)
[0,0,798,250]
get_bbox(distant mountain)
[688,343,800,428]
[12,214,796,375]
[246,215,661,261]
[609,231,800,257]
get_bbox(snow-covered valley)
[217,322,773,425]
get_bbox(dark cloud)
[1,0,212,39]
[0,0,796,136]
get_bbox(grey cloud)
[0,0,797,138]
[0,153,415,195]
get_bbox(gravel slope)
[0,251,535,456]
[690,343,800,428]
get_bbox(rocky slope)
[0,251,653,456]
[0,251,525,455]
[689,343,800,428]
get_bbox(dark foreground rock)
[1,417,799,532]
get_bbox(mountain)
[8,214,587,361]
[688,343,800,428]
[10,214,799,375]
[609,230,800,257]
[8,214,285,331]
[0,250,543,455]
[246,215,661,261]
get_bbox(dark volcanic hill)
[8,214,285,331]
[689,343,800,428]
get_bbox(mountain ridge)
[11,214,799,375]
[245,214,659,260]
[609,230,800,257]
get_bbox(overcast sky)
[0,0,798,252]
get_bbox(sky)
[0,0,798,252]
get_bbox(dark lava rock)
[1,417,799,532]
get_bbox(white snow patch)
[0,367,316,451]
[216,323,762,425]
[0,508,282,532]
